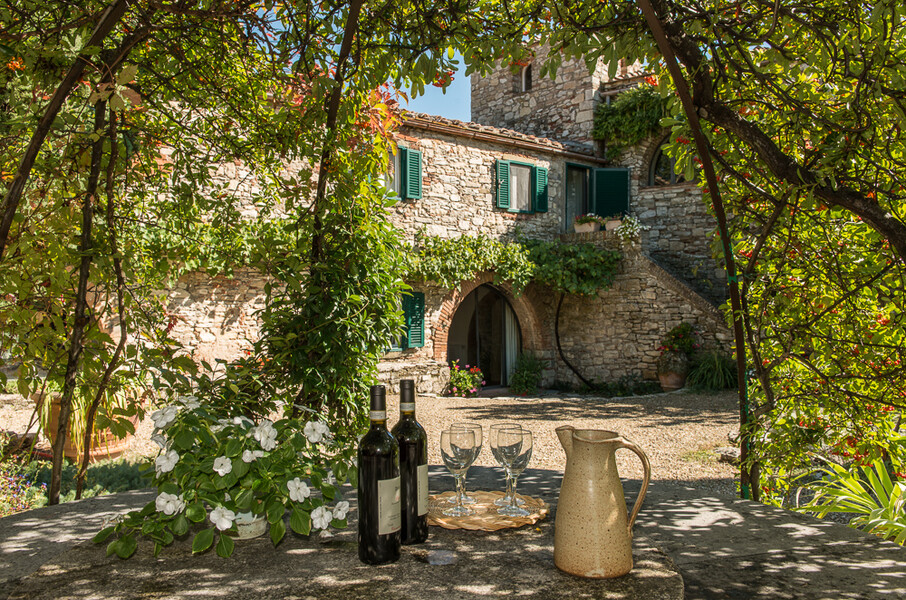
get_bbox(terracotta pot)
[32,392,136,463]
[658,372,686,392]
[574,221,600,233]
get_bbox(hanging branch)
[636,0,755,499]
[76,108,128,500]
[554,293,594,389]
[50,98,107,505]
[0,0,132,260]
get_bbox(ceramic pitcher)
[553,426,651,579]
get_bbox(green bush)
[509,353,545,396]
[20,457,150,504]
[1,458,48,517]
[687,350,737,391]
[594,377,662,398]
[797,456,906,545]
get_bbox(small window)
[385,147,423,199]
[648,141,686,186]
[521,64,532,92]
[565,164,630,231]
[495,160,548,214]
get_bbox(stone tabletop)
[3,466,683,600]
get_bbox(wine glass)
[440,428,477,517]
[490,423,525,506]
[497,428,533,517]
[450,422,482,505]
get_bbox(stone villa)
[167,56,731,395]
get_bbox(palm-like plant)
[797,456,906,546]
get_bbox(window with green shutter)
[400,148,422,200]
[496,160,548,214]
[592,167,630,218]
[391,291,425,351]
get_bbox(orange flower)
[5,57,25,71]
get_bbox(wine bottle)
[391,379,429,544]
[357,385,401,564]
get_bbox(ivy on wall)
[406,233,621,296]
[592,86,667,160]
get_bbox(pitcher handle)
[616,436,651,539]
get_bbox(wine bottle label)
[417,463,429,516]
[399,402,415,412]
[369,410,386,421]
[378,476,401,535]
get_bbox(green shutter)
[533,166,548,213]
[403,291,425,348]
[400,148,422,200]
[593,168,630,218]
[496,160,511,209]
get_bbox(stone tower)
[470,51,612,152]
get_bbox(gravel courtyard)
[2,388,740,498]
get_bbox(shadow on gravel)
[438,392,737,428]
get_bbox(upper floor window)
[648,140,686,186]
[521,64,532,92]
[495,160,548,214]
[386,147,423,199]
[565,164,630,232]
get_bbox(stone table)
[4,467,682,600]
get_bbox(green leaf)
[266,499,285,524]
[269,518,286,546]
[290,507,311,535]
[93,526,116,544]
[234,488,254,512]
[215,532,235,558]
[186,502,206,523]
[171,514,189,536]
[192,528,216,554]
[115,534,137,559]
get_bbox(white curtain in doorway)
[504,305,519,386]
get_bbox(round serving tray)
[427,490,549,531]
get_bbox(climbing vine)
[592,86,666,160]
[406,233,621,296]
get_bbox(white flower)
[211,418,231,433]
[242,449,264,463]
[287,477,311,502]
[155,492,185,516]
[253,420,278,451]
[155,449,179,475]
[332,500,350,520]
[325,469,337,486]
[151,406,179,429]
[311,505,332,530]
[213,456,232,476]
[232,416,254,429]
[178,395,200,410]
[303,420,330,444]
[150,433,169,450]
[210,506,235,531]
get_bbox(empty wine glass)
[497,427,533,517]
[490,423,525,506]
[440,428,477,517]
[450,422,482,504]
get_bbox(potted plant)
[604,214,623,231]
[447,360,485,397]
[95,387,354,558]
[656,323,700,391]
[573,214,606,233]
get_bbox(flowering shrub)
[658,322,699,356]
[0,464,47,517]
[574,213,607,226]
[612,215,649,245]
[95,392,354,558]
[448,360,485,398]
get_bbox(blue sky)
[406,65,471,122]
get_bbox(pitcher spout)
[556,425,576,457]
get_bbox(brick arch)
[432,272,544,362]
[637,133,670,188]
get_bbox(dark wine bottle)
[357,385,401,565]
[391,379,429,544]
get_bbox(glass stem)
[506,472,517,507]
[455,473,465,509]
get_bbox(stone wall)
[470,53,608,152]
[391,124,582,242]
[619,136,727,305]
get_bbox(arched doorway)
[446,285,522,387]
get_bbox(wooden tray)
[427,490,549,531]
